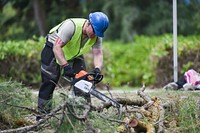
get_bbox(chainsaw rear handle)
[63,71,103,85]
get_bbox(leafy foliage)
[154,35,200,86]
[1,0,200,42]
[0,37,44,86]
[103,34,200,87]
[0,81,32,129]
[1,35,200,87]
[0,36,43,60]
[103,35,168,86]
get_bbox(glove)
[92,68,101,76]
[63,65,75,78]
[91,68,103,83]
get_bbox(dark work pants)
[38,42,90,114]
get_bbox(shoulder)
[56,19,75,43]
[59,19,75,33]
[60,19,75,30]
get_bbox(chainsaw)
[63,70,121,109]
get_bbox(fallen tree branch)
[115,85,166,133]
[138,86,165,133]
[66,104,91,120]
[55,107,66,132]
[157,101,165,133]
[91,98,145,112]
[64,110,76,130]
[0,100,69,133]
[137,84,151,102]
[0,96,12,103]
[129,118,155,133]
[97,113,126,124]
[5,103,38,114]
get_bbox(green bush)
[153,35,200,86]
[103,35,169,86]
[0,36,44,86]
[103,34,200,87]
[0,36,44,60]
[1,35,200,87]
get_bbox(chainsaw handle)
[63,71,103,85]
[92,73,103,84]
[73,72,103,84]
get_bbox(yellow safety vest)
[49,18,97,61]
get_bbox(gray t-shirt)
[47,19,102,48]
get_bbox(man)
[37,12,109,118]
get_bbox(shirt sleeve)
[56,19,75,44]
[92,37,102,48]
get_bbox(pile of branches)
[115,85,165,133]
[0,85,171,133]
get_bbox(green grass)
[150,90,200,133]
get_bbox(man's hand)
[63,65,75,78]
[92,68,101,76]
[91,68,103,83]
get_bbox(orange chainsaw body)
[75,70,92,80]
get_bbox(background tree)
[33,0,47,36]
[0,0,200,41]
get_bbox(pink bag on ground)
[184,69,200,86]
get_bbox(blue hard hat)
[89,12,109,37]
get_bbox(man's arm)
[92,47,103,70]
[53,37,68,66]
[50,19,74,67]
[53,37,75,77]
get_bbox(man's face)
[86,22,96,38]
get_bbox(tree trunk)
[33,0,47,36]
